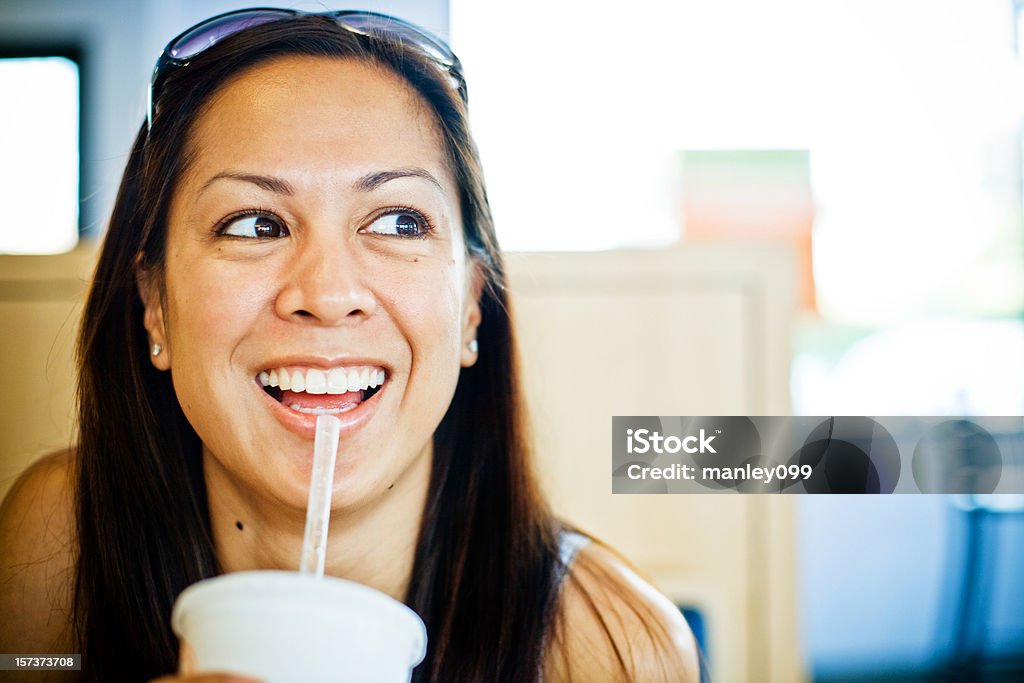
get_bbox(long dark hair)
[75,16,560,681]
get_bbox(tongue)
[281,389,364,411]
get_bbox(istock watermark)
[612,416,1024,494]
[626,428,718,454]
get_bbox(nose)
[274,234,377,325]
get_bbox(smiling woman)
[143,55,473,522]
[0,9,698,683]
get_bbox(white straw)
[299,414,342,577]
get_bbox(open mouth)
[258,365,385,415]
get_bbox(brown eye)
[222,213,288,238]
[364,211,430,238]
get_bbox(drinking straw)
[299,414,342,577]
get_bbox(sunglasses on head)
[147,7,466,131]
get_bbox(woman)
[0,9,699,682]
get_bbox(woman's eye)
[221,213,288,239]
[364,211,429,238]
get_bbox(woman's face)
[142,56,480,512]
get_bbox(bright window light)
[0,56,79,254]
[452,1,1024,321]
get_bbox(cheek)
[380,261,464,358]
[164,256,276,359]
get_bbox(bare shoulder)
[0,449,78,655]
[545,540,700,682]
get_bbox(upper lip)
[254,354,392,373]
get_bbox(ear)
[460,260,484,368]
[136,262,171,372]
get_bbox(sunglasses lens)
[169,10,291,60]
[336,13,455,67]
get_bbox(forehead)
[183,55,452,189]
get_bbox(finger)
[179,639,196,675]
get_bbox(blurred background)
[2,0,1023,680]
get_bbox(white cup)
[171,570,427,682]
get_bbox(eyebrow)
[354,167,443,192]
[199,167,443,196]
[201,171,294,195]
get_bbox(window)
[451,1,1023,316]
[0,51,80,254]
[452,0,1024,399]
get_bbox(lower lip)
[256,380,385,440]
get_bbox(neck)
[203,443,432,602]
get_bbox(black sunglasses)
[147,7,466,131]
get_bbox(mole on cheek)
[387,483,395,490]
[235,520,244,531]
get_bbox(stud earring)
[152,342,162,357]
[468,339,478,353]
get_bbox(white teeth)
[305,368,327,394]
[260,365,386,395]
[327,367,348,393]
